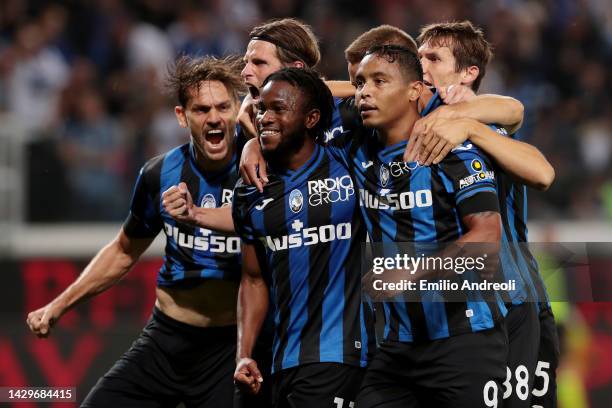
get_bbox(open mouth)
[248,85,260,99]
[423,80,435,90]
[205,129,224,145]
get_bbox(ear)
[175,106,188,128]
[461,66,479,88]
[290,60,305,69]
[304,109,321,130]
[407,81,424,102]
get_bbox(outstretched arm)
[26,229,154,337]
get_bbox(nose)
[241,63,253,80]
[207,109,221,127]
[420,57,429,74]
[357,81,372,100]
[256,109,273,128]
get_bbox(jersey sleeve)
[324,97,363,166]
[487,123,522,142]
[122,164,162,238]
[232,179,257,243]
[437,143,499,218]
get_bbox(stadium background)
[0,0,611,406]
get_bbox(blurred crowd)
[0,0,611,221]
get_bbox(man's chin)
[204,148,229,163]
[362,117,379,129]
[199,138,232,162]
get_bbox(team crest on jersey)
[380,165,390,187]
[201,194,217,208]
[471,159,483,172]
[289,189,303,213]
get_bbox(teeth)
[260,130,279,136]
[207,129,222,135]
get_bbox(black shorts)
[81,307,236,408]
[504,302,541,407]
[530,308,560,408]
[356,324,508,408]
[272,363,365,408]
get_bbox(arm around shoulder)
[463,119,555,191]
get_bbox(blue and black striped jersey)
[323,97,362,143]
[232,144,374,373]
[327,123,508,342]
[493,128,551,311]
[423,91,550,310]
[123,142,241,287]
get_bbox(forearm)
[457,210,501,244]
[465,119,555,190]
[450,94,524,133]
[192,207,235,233]
[325,80,354,98]
[53,234,140,313]
[237,276,268,360]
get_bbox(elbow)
[509,98,524,126]
[533,164,556,191]
[488,226,502,244]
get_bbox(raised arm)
[406,117,554,191]
[239,138,268,193]
[238,94,258,140]
[324,80,355,98]
[234,243,269,394]
[435,85,524,133]
[26,229,154,337]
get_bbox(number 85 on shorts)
[483,361,552,408]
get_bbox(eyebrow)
[191,99,232,108]
[370,71,390,78]
[421,50,439,56]
[268,98,289,106]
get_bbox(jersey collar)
[274,143,323,182]
[421,89,444,117]
[188,141,237,182]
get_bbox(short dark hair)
[262,68,333,142]
[418,21,493,91]
[345,25,418,64]
[249,18,320,68]
[167,55,246,107]
[365,44,423,83]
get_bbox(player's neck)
[194,144,234,173]
[379,108,419,146]
[286,139,316,171]
[418,88,434,114]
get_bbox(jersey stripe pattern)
[492,128,551,311]
[323,96,362,143]
[233,144,374,373]
[123,142,241,287]
[423,91,550,311]
[327,116,507,342]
